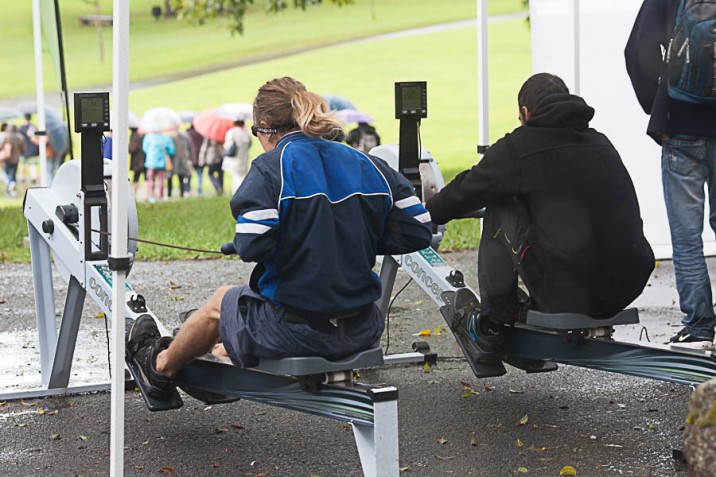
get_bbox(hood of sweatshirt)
[526,93,595,129]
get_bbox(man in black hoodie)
[426,73,655,360]
[625,0,716,346]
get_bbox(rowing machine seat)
[256,346,384,376]
[525,308,639,330]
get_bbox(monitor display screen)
[401,86,423,111]
[81,97,105,124]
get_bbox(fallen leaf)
[518,415,529,425]
[437,437,448,445]
[48,409,58,416]
[528,445,546,452]
[95,312,106,319]
[490,423,504,429]
[79,435,89,442]
[37,408,46,415]
[417,329,431,337]
[50,434,61,440]
[516,438,523,447]
[470,436,479,446]
[142,440,149,445]
[432,326,446,335]
[135,465,144,470]
[399,465,411,471]
[559,466,577,476]
[484,385,496,391]
[159,467,176,475]
[215,428,229,434]
[170,296,185,301]
[518,467,529,473]
[423,362,430,374]
[169,281,181,290]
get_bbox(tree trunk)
[164,0,177,17]
[93,0,104,63]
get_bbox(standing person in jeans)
[129,127,146,201]
[186,125,204,195]
[169,129,194,198]
[126,77,432,401]
[625,0,716,346]
[426,73,655,373]
[200,138,224,196]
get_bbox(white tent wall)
[529,0,716,260]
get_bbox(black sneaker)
[126,315,175,399]
[466,312,506,359]
[668,327,715,350]
[446,288,505,360]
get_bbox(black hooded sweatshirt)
[426,93,655,316]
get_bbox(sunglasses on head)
[251,125,279,137]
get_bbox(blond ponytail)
[253,77,343,139]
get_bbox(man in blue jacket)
[625,0,716,346]
[126,77,432,400]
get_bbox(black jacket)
[625,0,716,142]
[426,94,655,316]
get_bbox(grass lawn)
[0,11,532,262]
[1,0,525,99]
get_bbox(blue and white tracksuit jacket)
[230,131,433,318]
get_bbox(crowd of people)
[124,117,380,203]
[0,114,64,198]
[0,109,381,202]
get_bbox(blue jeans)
[662,135,716,339]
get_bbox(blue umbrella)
[322,94,356,111]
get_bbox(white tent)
[528,0,716,259]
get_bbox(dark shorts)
[218,285,384,367]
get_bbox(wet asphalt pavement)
[0,252,712,477]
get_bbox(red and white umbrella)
[138,107,181,134]
[193,108,234,142]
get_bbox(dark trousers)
[478,199,535,325]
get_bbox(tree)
[171,0,353,35]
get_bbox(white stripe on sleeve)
[236,223,272,235]
[414,211,431,223]
[243,209,279,221]
[395,196,421,209]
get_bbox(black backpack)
[665,0,716,106]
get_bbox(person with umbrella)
[129,127,146,200]
[125,77,432,402]
[222,119,252,194]
[1,125,25,198]
[142,132,175,203]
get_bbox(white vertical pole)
[31,0,47,187]
[477,0,489,153]
[110,0,130,475]
[571,0,581,94]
